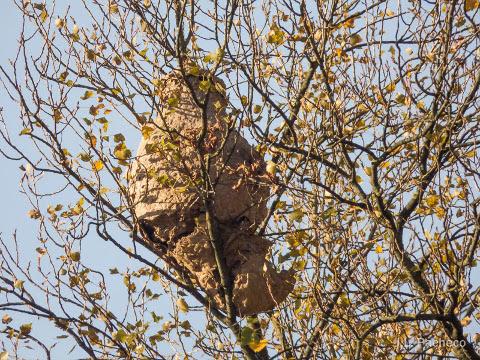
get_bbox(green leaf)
[204,48,224,63]
[289,208,304,222]
[141,125,154,139]
[113,329,127,342]
[180,320,191,330]
[114,143,132,160]
[79,152,92,162]
[113,133,125,143]
[69,251,80,262]
[19,128,32,136]
[167,96,179,107]
[240,326,254,345]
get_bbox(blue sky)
[2,1,480,358]
[0,3,179,358]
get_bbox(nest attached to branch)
[128,72,294,316]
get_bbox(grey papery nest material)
[128,72,295,316]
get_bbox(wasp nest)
[128,72,294,316]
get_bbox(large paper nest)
[128,72,294,316]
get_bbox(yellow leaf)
[177,298,189,313]
[466,0,480,11]
[266,161,277,175]
[214,82,225,95]
[53,109,63,122]
[343,17,355,29]
[87,134,97,147]
[375,245,383,254]
[425,194,439,207]
[395,93,406,104]
[385,82,396,93]
[14,279,24,289]
[248,338,268,353]
[55,18,64,29]
[435,207,446,218]
[364,167,372,176]
[93,160,104,171]
[204,48,224,63]
[466,150,476,158]
[424,230,432,241]
[89,105,99,116]
[331,323,341,335]
[267,25,285,45]
[109,2,119,13]
[0,352,8,360]
[380,161,391,169]
[20,323,32,335]
[81,90,94,100]
[461,316,472,326]
[40,9,48,23]
[335,48,344,58]
[2,314,12,324]
[114,144,132,160]
[28,209,41,219]
[293,259,306,270]
[188,65,200,76]
[198,80,210,92]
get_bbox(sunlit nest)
[128,71,295,316]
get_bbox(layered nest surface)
[128,72,294,316]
